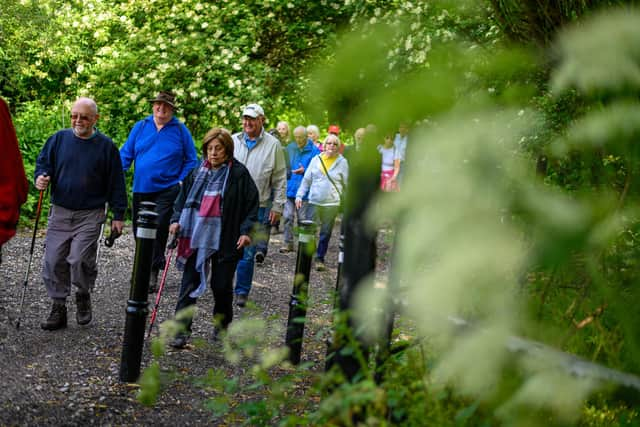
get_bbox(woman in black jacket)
[168,127,258,349]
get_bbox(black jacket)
[171,158,259,262]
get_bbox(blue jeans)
[235,207,269,296]
[255,203,272,257]
[314,205,339,262]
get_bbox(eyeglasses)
[70,114,93,122]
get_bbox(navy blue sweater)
[35,129,127,220]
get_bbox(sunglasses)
[70,114,94,122]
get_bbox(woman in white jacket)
[295,134,349,271]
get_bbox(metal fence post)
[119,205,158,382]
[285,220,315,365]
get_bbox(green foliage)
[1,0,354,142]
[540,9,640,379]
[308,2,640,425]
[551,8,640,99]
[11,100,64,222]
[489,0,631,46]
[0,0,59,101]
[137,361,162,406]
[6,0,640,425]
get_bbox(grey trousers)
[42,204,105,299]
[282,197,314,245]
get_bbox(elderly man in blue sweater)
[120,91,199,292]
[35,97,127,330]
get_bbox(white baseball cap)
[242,103,264,118]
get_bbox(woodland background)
[3,0,640,425]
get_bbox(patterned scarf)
[176,159,230,298]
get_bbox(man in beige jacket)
[232,103,287,306]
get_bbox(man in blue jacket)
[35,97,127,330]
[120,91,198,291]
[279,126,320,253]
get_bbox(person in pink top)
[377,134,400,192]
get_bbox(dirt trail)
[0,225,343,425]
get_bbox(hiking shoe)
[170,334,189,349]
[279,243,294,254]
[236,294,248,307]
[41,302,67,331]
[315,261,327,272]
[75,292,92,325]
[255,252,265,264]
[212,326,224,342]
[149,269,159,293]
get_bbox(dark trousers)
[132,184,180,271]
[174,251,238,333]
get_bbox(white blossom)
[405,35,413,51]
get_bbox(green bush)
[12,100,64,222]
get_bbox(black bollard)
[285,220,315,365]
[119,206,158,382]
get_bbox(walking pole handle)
[105,228,121,247]
[167,233,178,250]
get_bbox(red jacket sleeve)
[0,98,29,245]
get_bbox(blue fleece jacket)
[120,115,198,193]
[285,140,320,199]
[34,129,128,220]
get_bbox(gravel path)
[0,223,347,425]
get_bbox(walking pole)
[16,188,46,329]
[95,203,108,263]
[146,234,177,339]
